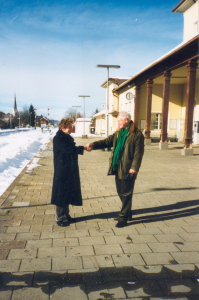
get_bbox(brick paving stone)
[141,253,175,265]
[0,240,26,249]
[0,233,16,241]
[164,264,199,278]
[133,265,171,279]
[6,226,30,233]
[104,235,131,245]
[66,245,94,256]
[11,287,49,300]
[136,227,163,235]
[157,278,199,297]
[37,247,65,258]
[182,226,199,233]
[64,229,90,238]
[30,225,53,232]
[86,282,126,300]
[15,232,40,240]
[8,248,37,260]
[25,239,52,248]
[121,243,152,254]
[123,280,165,298]
[154,234,184,243]
[112,254,145,267]
[0,289,12,300]
[53,237,79,247]
[40,231,65,239]
[19,258,51,272]
[174,241,199,251]
[52,257,82,271]
[0,260,20,272]
[82,255,115,268]
[128,234,158,243]
[147,242,180,253]
[89,228,114,236]
[79,236,105,245]
[0,249,9,259]
[94,244,123,255]
[49,285,88,300]
[170,252,199,264]
[0,272,34,287]
[158,226,187,234]
[179,232,199,242]
[112,227,139,235]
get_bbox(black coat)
[51,130,84,207]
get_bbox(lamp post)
[78,96,90,138]
[96,65,120,138]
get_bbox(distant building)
[75,118,91,135]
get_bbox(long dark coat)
[51,130,84,207]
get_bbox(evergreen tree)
[29,104,36,127]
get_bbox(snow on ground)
[0,128,102,197]
[0,128,56,196]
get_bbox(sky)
[0,0,183,121]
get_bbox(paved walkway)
[0,137,199,300]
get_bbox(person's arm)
[53,137,84,155]
[87,133,115,150]
[130,132,144,173]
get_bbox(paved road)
[0,137,199,300]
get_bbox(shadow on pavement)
[0,265,199,299]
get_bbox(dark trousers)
[115,175,136,221]
[55,205,69,221]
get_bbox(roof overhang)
[172,0,196,13]
[114,35,199,93]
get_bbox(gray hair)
[117,111,131,121]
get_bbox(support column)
[145,79,153,145]
[134,85,141,128]
[159,70,171,150]
[181,59,197,156]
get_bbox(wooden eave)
[113,35,199,94]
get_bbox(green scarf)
[112,124,130,172]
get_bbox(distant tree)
[0,119,8,129]
[65,108,82,121]
[20,106,30,127]
[90,108,99,127]
[29,104,36,127]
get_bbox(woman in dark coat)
[51,118,85,226]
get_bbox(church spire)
[13,93,18,116]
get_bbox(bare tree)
[65,108,82,121]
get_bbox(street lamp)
[78,96,90,138]
[96,64,120,138]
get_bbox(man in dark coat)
[51,118,85,226]
[86,112,144,228]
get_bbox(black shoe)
[56,221,69,227]
[115,220,127,228]
[67,215,77,223]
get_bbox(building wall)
[95,117,106,135]
[183,1,199,41]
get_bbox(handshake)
[84,143,93,152]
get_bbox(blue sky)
[0,0,182,120]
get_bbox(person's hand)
[84,144,93,152]
[129,169,137,174]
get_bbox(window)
[151,113,161,130]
